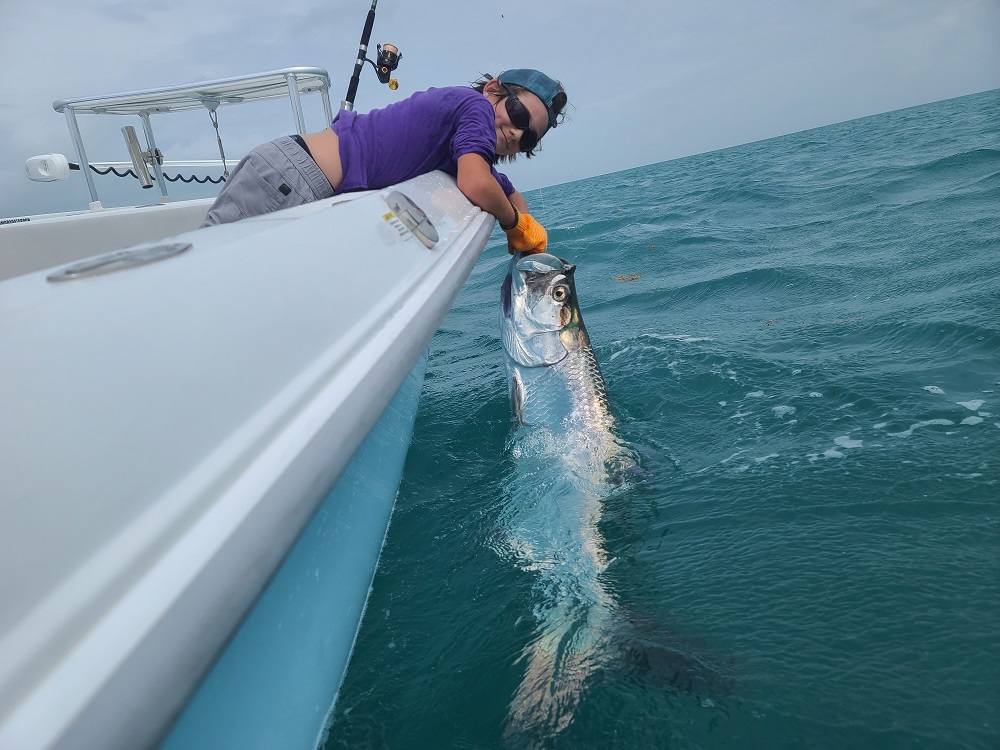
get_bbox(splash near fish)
[496,252,728,746]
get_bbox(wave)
[862,147,1000,201]
[661,265,852,307]
[853,318,1000,362]
[914,147,1000,174]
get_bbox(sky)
[1,0,998,218]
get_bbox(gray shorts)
[200,136,334,227]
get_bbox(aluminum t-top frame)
[53,67,334,208]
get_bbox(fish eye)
[551,285,570,302]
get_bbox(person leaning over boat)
[200,68,566,255]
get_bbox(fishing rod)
[341,0,402,111]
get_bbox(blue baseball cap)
[497,69,564,130]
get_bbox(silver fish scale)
[512,344,612,432]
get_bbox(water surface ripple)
[326,90,999,750]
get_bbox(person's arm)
[508,190,529,215]
[456,154,548,253]
[456,153,518,227]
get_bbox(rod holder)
[122,125,153,188]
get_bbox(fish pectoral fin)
[511,370,526,424]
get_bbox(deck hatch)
[47,242,192,282]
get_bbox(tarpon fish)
[497,252,634,746]
[497,253,726,747]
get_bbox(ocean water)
[325,90,999,750]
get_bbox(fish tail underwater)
[496,427,733,750]
[325,89,999,749]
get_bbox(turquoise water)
[325,90,999,749]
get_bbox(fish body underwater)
[497,253,631,745]
[497,253,728,747]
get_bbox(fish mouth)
[502,270,513,319]
[515,253,566,273]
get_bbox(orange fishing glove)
[504,210,548,255]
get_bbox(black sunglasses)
[500,84,539,152]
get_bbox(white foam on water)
[746,390,765,398]
[808,392,822,398]
[961,416,984,426]
[873,422,888,429]
[957,400,985,411]
[754,453,779,463]
[643,333,713,343]
[836,402,855,410]
[719,401,727,406]
[834,436,863,448]
[823,448,845,458]
[721,450,747,464]
[773,406,796,419]
[954,473,983,479]
[729,410,751,420]
[923,385,945,395]
[608,347,630,362]
[887,419,955,438]
[791,369,802,375]
[978,412,992,417]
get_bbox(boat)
[0,48,494,750]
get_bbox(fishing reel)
[369,43,401,90]
[342,2,402,111]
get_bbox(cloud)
[1,0,997,215]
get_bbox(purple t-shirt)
[331,86,516,197]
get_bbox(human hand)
[504,212,548,255]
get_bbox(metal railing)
[52,67,334,209]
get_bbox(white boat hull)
[164,351,428,749]
[0,171,494,749]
